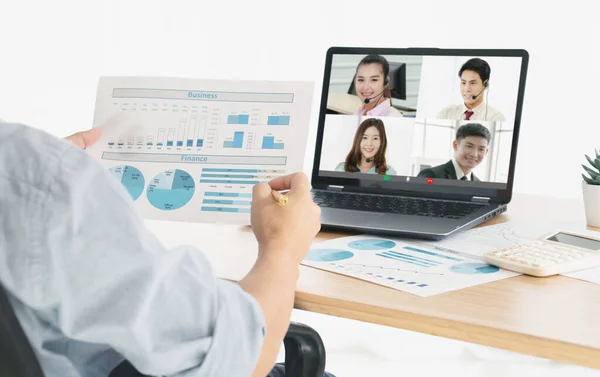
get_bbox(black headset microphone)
[471,81,489,100]
[363,78,389,104]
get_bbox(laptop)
[311,47,529,240]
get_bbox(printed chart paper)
[86,77,313,224]
[302,235,520,297]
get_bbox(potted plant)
[582,150,600,227]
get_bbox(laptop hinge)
[471,196,490,203]
[326,185,344,191]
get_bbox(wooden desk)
[146,193,600,370]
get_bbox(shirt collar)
[462,101,485,116]
[451,157,471,180]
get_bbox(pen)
[271,190,288,206]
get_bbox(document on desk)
[416,220,600,285]
[302,235,520,297]
[413,221,548,259]
[86,77,313,224]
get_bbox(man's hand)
[64,128,102,149]
[251,173,321,264]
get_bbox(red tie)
[464,110,474,120]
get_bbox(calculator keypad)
[488,241,592,268]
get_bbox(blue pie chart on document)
[450,263,499,274]
[348,239,396,250]
[108,165,145,201]
[305,249,354,262]
[147,169,195,210]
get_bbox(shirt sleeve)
[0,124,266,377]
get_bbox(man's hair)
[456,123,492,143]
[459,58,491,83]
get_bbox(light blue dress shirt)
[0,123,266,377]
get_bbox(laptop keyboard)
[312,191,485,219]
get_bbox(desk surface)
[146,193,600,370]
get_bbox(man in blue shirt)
[0,122,333,377]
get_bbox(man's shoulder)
[417,161,450,178]
[437,104,462,118]
[0,123,99,191]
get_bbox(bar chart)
[104,106,290,153]
[261,135,285,149]
[267,115,290,125]
[223,131,244,148]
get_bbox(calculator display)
[546,232,600,251]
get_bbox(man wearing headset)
[437,58,505,121]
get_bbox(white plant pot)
[582,181,600,227]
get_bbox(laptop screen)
[313,47,528,201]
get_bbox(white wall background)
[1,0,599,202]
[320,115,415,174]
[416,56,522,124]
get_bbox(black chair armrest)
[109,321,326,377]
[283,321,326,377]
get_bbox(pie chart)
[450,263,499,275]
[348,239,396,250]
[147,169,195,210]
[108,165,145,201]
[305,249,354,262]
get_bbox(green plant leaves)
[585,154,600,171]
[583,164,600,179]
[583,174,598,185]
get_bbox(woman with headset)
[353,55,403,117]
[335,118,397,175]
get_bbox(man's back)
[0,123,267,377]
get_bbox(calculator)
[483,230,600,277]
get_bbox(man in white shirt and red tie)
[437,58,505,122]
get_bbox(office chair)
[0,285,326,377]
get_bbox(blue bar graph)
[227,114,250,124]
[203,168,259,173]
[186,140,193,147]
[386,250,441,266]
[262,136,274,149]
[262,136,285,149]
[167,141,173,147]
[202,174,255,179]
[200,179,260,184]
[205,192,253,198]
[233,132,243,148]
[201,207,251,213]
[223,132,244,148]
[376,252,435,268]
[157,142,164,147]
[203,199,252,205]
[403,246,463,262]
[196,139,203,147]
[267,115,290,125]
[176,141,183,147]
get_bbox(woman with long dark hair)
[335,118,396,175]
